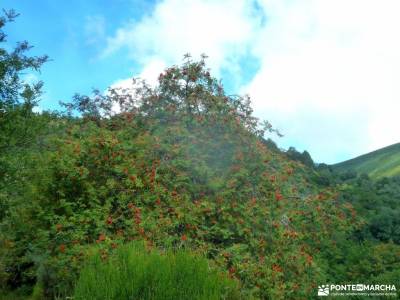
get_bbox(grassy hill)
[332,143,400,178]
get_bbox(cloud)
[102,0,400,163]
[23,73,39,85]
[102,0,263,75]
[85,15,106,45]
[242,0,400,162]
[107,58,167,114]
[109,58,166,94]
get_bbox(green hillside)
[332,143,400,178]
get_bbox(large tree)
[0,9,48,109]
[0,9,48,152]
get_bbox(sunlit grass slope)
[333,143,400,178]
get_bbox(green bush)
[73,242,240,300]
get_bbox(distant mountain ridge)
[332,142,400,178]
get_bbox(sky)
[3,0,400,164]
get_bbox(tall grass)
[73,242,240,300]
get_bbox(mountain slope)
[332,143,400,178]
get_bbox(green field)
[332,143,400,178]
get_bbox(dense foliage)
[1,55,354,299]
[315,166,400,245]
[285,147,314,169]
[1,11,399,299]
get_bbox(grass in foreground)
[73,242,240,300]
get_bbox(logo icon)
[356,284,364,291]
[318,285,330,296]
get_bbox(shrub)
[73,242,240,300]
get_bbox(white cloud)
[23,73,39,85]
[243,0,400,162]
[103,0,400,163]
[85,15,106,45]
[107,58,167,114]
[102,0,262,75]
[109,58,166,97]
[32,106,43,113]
[135,58,167,87]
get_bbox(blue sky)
[3,0,400,164]
[2,0,157,109]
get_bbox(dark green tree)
[0,9,48,152]
[0,9,48,107]
[286,146,314,168]
[0,10,51,295]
